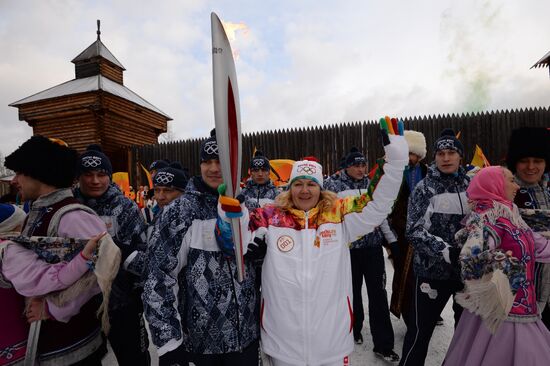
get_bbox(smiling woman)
[217,121,410,365]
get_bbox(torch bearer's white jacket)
[237,155,407,365]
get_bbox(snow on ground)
[349,256,455,365]
[103,255,456,365]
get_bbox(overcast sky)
[1,0,549,157]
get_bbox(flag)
[140,163,153,189]
[112,172,130,196]
[269,159,295,187]
[470,145,491,168]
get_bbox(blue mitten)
[215,216,235,257]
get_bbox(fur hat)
[506,127,550,173]
[0,203,26,233]
[250,150,270,170]
[200,129,219,162]
[77,144,113,177]
[404,130,427,160]
[289,158,324,187]
[434,128,464,157]
[153,162,188,191]
[4,135,78,188]
[344,147,366,168]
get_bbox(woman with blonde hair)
[217,122,408,366]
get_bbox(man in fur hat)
[507,127,550,330]
[74,144,150,366]
[3,135,108,365]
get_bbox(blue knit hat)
[200,129,219,162]
[344,147,366,168]
[0,203,26,233]
[153,162,188,191]
[434,128,464,157]
[77,144,113,177]
[250,150,270,170]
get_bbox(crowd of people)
[0,123,548,366]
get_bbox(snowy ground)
[103,255,455,365]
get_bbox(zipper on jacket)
[226,257,243,351]
[303,210,309,364]
[454,181,464,215]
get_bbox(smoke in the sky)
[441,0,507,113]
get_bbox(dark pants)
[108,303,151,366]
[542,303,550,331]
[399,277,463,366]
[188,340,260,366]
[351,246,394,351]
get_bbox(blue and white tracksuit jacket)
[142,176,259,356]
[240,179,281,210]
[406,165,470,281]
[74,184,147,310]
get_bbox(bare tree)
[158,122,177,143]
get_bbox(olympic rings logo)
[297,165,316,175]
[252,160,265,167]
[82,156,102,168]
[436,139,456,150]
[155,172,174,185]
[204,141,218,155]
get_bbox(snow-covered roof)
[10,75,171,120]
[72,39,125,70]
[531,50,550,69]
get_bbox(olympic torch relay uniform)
[143,176,259,356]
[231,141,408,365]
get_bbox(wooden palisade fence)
[130,107,549,185]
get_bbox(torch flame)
[221,21,249,42]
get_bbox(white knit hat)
[289,160,324,187]
[0,203,26,233]
[404,130,427,160]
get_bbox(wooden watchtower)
[9,21,172,172]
